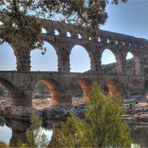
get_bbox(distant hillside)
[102,59,148,75]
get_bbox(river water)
[0,117,147,147]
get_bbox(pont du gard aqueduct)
[0,16,148,116]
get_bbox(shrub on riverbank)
[49,82,132,147]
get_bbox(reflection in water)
[35,127,53,147]
[0,117,53,147]
[0,116,148,147]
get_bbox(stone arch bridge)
[0,17,148,116]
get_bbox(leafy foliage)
[49,82,132,147]
[0,0,127,50]
[17,111,48,148]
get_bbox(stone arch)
[77,78,92,102]
[128,79,144,96]
[70,45,91,72]
[32,79,61,106]
[0,78,18,99]
[101,49,117,74]
[41,27,48,34]
[103,79,125,99]
[125,51,134,75]
[78,33,82,39]
[31,41,58,71]
[112,49,127,75]
[0,78,21,112]
[67,31,72,37]
[54,29,60,36]
[0,42,17,70]
[125,50,142,75]
[69,78,92,104]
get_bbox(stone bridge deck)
[0,71,146,116]
[0,71,145,99]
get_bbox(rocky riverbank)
[124,102,148,126]
[0,97,148,126]
[38,101,148,126]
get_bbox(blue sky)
[0,0,147,72]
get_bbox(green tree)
[0,0,127,50]
[17,111,48,148]
[49,82,132,147]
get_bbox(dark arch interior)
[145,80,148,99]
[102,84,109,96]
[145,80,148,90]
[0,78,16,98]
[0,79,15,115]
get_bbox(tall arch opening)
[126,52,134,75]
[31,41,58,71]
[32,79,59,110]
[70,45,90,73]
[101,49,116,74]
[0,42,16,71]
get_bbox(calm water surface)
[0,117,147,147]
[0,117,53,147]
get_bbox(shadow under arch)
[70,45,91,73]
[31,41,58,71]
[69,78,92,104]
[77,78,92,102]
[0,78,18,99]
[103,79,125,99]
[101,49,117,74]
[145,80,148,90]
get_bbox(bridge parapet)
[41,19,148,48]
[1,14,147,47]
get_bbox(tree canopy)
[0,0,127,50]
[49,82,132,147]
